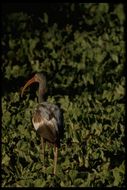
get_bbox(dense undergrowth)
[1,3,125,187]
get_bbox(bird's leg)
[41,137,45,173]
[53,145,58,175]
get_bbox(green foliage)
[2,3,125,187]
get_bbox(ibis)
[21,73,64,175]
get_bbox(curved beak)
[21,76,37,97]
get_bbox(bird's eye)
[35,75,40,82]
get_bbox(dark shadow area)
[1,3,74,29]
[1,3,96,31]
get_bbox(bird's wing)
[42,102,64,139]
[32,102,64,144]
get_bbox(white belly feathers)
[32,117,58,133]
[32,120,43,131]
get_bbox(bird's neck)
[38,83,46,103]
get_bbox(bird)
[21,73,64,175]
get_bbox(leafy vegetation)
[1,3,125,187]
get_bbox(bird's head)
[21,73,47,97]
